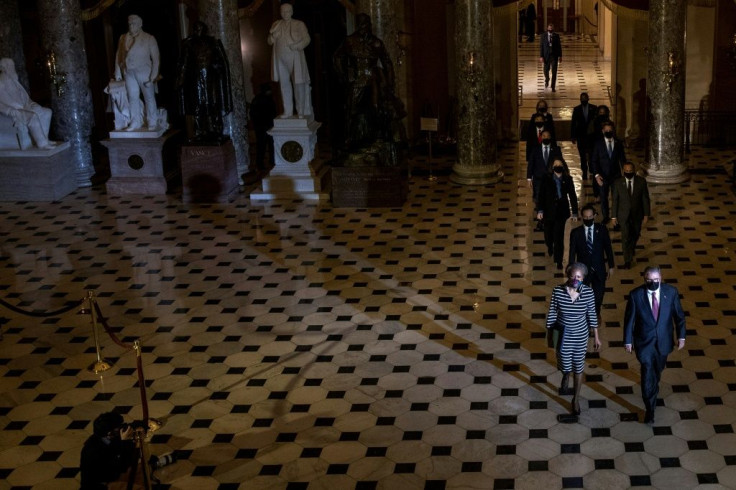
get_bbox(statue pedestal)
[180,139,240,203]
[250,118,328,201]
[0,142,76,201]
[331,165,408,208]
[102,130,180,196]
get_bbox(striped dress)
[546,284,598,374]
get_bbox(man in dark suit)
[570,93,597,180]
[539,23,562,91]
[624,265,686,424]
[527,129,561,210]
[536,158,578,269]
[525,113,555,164]
[591,121,626,223]
[568,205,614,316]
[612,162,651,269]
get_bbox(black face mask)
[583,218,594,227]
[624,172,635,179]
[535,122,544,128]
[542,138,551,145]
[603,131,614,139]
[646,280,660,291]
[539,107,547,113]
[553,166,563,174]
[581,100,588,106]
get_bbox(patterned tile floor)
[2,34,736,490]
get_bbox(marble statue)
[176,21,233,142]
[0,58,55,150]
[333,13,406,162]
[268,3,312,118]
[114,14,161,131]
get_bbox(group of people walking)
[524,94,687,425]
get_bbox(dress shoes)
[552,87,556,92]
[622,261,631,270]
[545,79,549,88]
[643,410,655,425]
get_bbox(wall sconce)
[46,50,66,97]
[662,51,681,92]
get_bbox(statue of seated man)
[0,58,55,150]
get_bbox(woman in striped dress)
[546,262,601,414]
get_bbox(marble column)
[644,0,688,183]
[0,0,29,89]
[356,1,411,139]
[37,0,94,187]
[451,0,502,185]
[198,0,250,178]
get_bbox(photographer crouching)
[80,412,175,489]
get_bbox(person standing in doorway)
[526,2,537,42]
[539,23,562,92]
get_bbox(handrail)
[518,84,523,107]
[583,15,597,28]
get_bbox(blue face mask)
[568,279,582,289]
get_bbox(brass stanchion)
[83,291,113,374]
[134,340,162,433]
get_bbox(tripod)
[126,427,155,490]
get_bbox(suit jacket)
[525,122,556,161]
[623,283,686,358]
[611,175,650,224]
[528,113,557,143]
[540,31,562,60]
[570,103,597,144]
[591,138,626,182]
[568,223,614,281]
[537,172,578,217]
[527,144,561,179]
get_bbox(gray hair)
[566,262,588,279]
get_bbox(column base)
[450,164,504,186]
[641,164,689,184]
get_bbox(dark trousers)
[599,181,612,220]
[576,142,590,179]
[543,201,568,263]
[543,57,559,88]
[584,273,605,315]
[638,351,668,414]
[254,130,273,171]
[621,217,643,263]
[526,21,535,41]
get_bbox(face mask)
[604,131,614,139]
[568,279,581,289]
[542,138,551,145]
[539,107,547,113]
[581,99,588,105]
[535,122,544,128]
[583,218,594,227]
[553,166,563,174]
[624,172,635,179]
[646,280,659,291]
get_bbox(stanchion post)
[134,340,162,434]
[85,291,113,374]
[420,116,439,182]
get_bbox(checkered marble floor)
[1,141,736,489]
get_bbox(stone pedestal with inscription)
[180,139,240,203]
[0,142,76,201]
[250,118,327,201]
[102,131,180,196]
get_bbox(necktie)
[628,179,633,195]
[543,146,548,164]
[607,140,613,158]
[586,227,593,254]
[651,292,659,321]
[538,130,542,143]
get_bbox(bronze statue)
[176,22,232,142]
[333,13,406,161]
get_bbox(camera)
[120,420,147,433]
[149,452,176,470]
